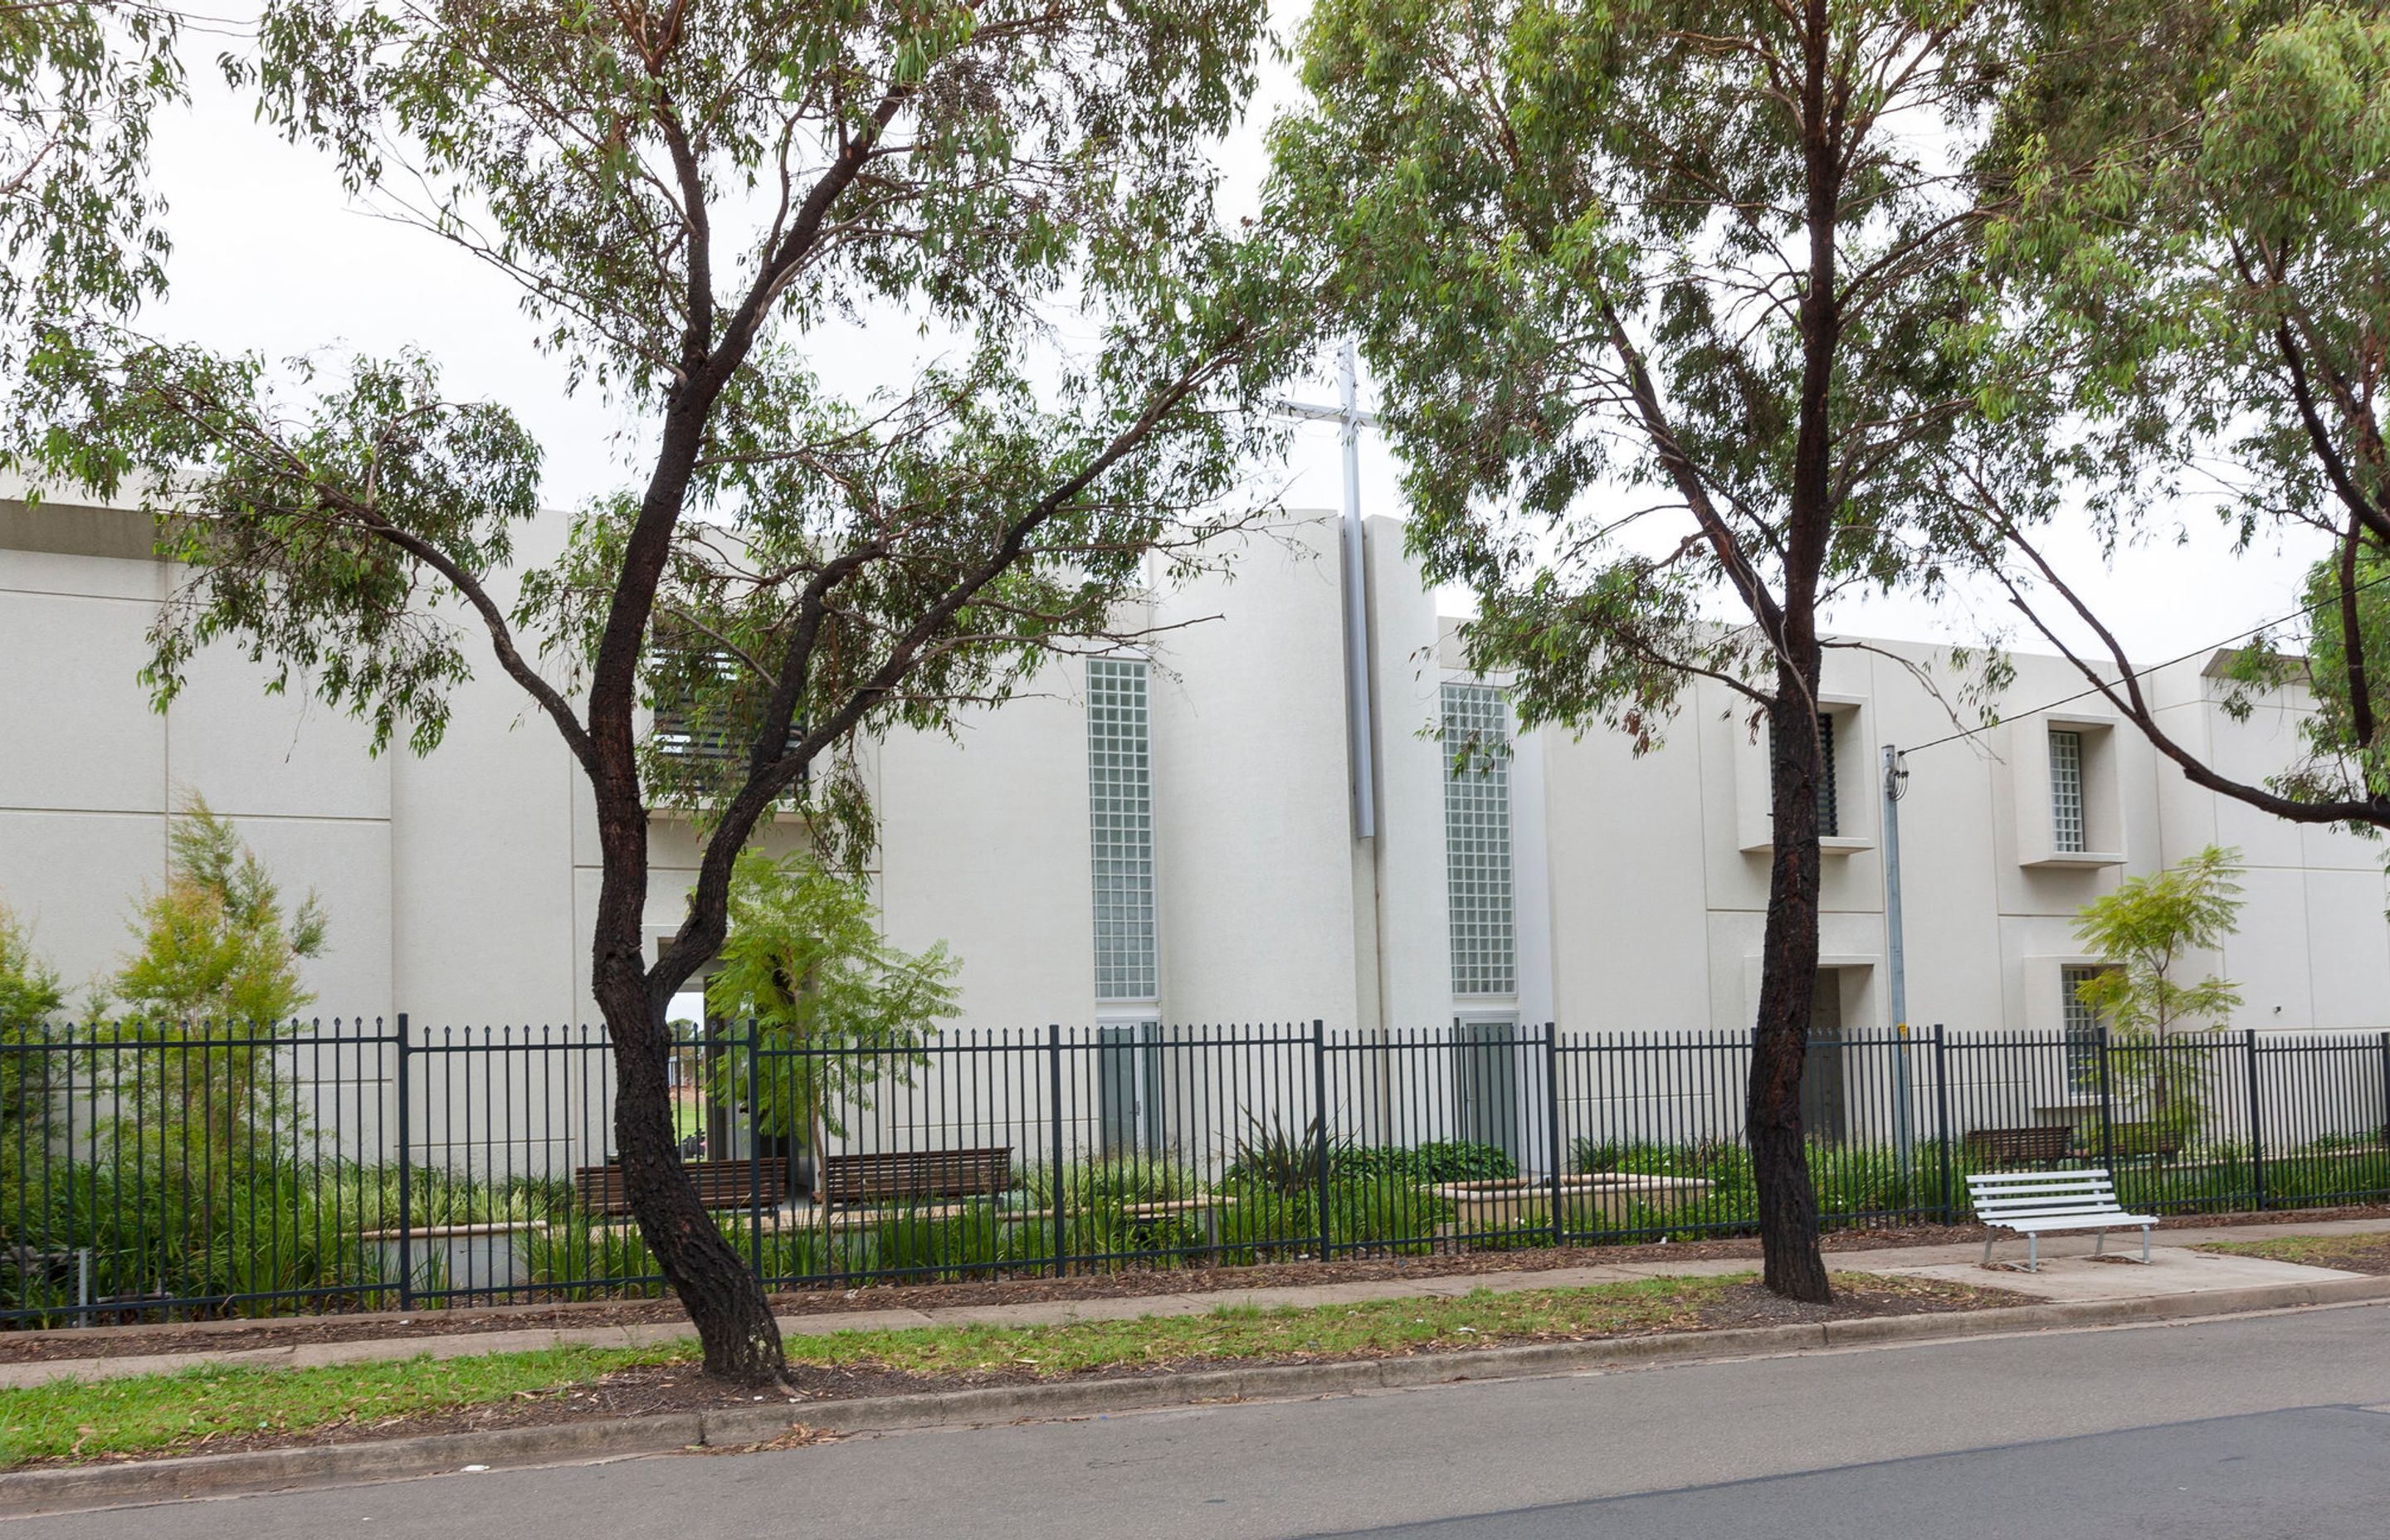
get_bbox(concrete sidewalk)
[4,1215,2381,1390]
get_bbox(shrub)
[1223,1114,1345,1197]
[1339,1140,1516,1185]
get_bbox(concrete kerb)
[6,1275,2388,1519]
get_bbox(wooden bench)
[573,1158,785,1217]
[2105,1123,2183,1161]
[1968,1168,2158,1271]
[1964,1126,2072,1166]
[819,1146,1012,1206]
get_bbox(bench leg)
[2142,1225,2150,1265]
[2027,1231,2039,1272]
[1983,1233,1996,1267]
[2095,1226,2107,1258]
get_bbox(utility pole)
[1882,744,1914,1177]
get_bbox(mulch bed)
[12,1274,2020,1470]
[8,1203,2384,1367]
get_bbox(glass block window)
[2062,964,2105,1087]
[1088,659,1158,1002]
[2050,729,2086,853]
[1442,682,1515,997]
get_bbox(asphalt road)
[13,1304,2390,1539]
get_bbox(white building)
[7,493,2388,1177]
[7,493,2383,1038]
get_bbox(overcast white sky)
[140,7,2331,678]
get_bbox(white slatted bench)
[1967,1168,2158,1271]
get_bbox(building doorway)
[1452,1016,1524,1162]
[1801,969,1849,1144]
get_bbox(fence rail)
[3,1016,2386,1324]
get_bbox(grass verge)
[2196,1231,2390,1275]
[1,1271,2001,1467]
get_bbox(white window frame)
[1736,695,1875,854]
[2014,714,2125,867]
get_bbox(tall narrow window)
[2049,729,2086,854]
[1766,712,1841,836]
[2061,963,2105,1088]
[1814,712,1840,837]
[1442,682,1515,997]
[1088,659,1158,1001]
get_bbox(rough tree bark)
[1751,683,1833,1303]
[1741,0,1844,1305]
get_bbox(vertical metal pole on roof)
[1880,747,1915,1181]
[1337,344,1378,842]
[1275,342,1380,843]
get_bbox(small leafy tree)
[701,848,959,1187]
[2072,846,2246,1148]
[0,896,67,1193]
[111,796,329,1029]
[0,896,63,1028]
[101,796,329,1173]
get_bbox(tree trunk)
[1749,687,1833,1303]
[594,967,788,1384]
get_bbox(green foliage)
[2068,844,2246,1147]
[1270,0,2018,747]
[1976,1,2390,831]
[84,797,334,1183]
[0,896,63,1028]
[0,898,66,1174]
[700,848,959,1143]
[1222,1114,1345,1198]
[1,1157,573,1321]
[2072,846,2246,1040]
[110,796,329,1028]
[9,0,1310,1369]
[1339,1140,1518,1186]
[2264,548,2390,814]
[0,2,180,349]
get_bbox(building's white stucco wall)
[1148,514,1360,1031]
[6,496,2388,1055]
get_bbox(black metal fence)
[3,1016,2386,1325]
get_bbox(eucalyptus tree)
[26,0,1301,1382]
[1967,0,2390,836]
[1273,0,2027,1299]
[0,2,179,347]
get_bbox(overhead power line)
[1900,563,2390,757]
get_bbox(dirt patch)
[9,1274,2018,1470]
[9,1204,2379,1366]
